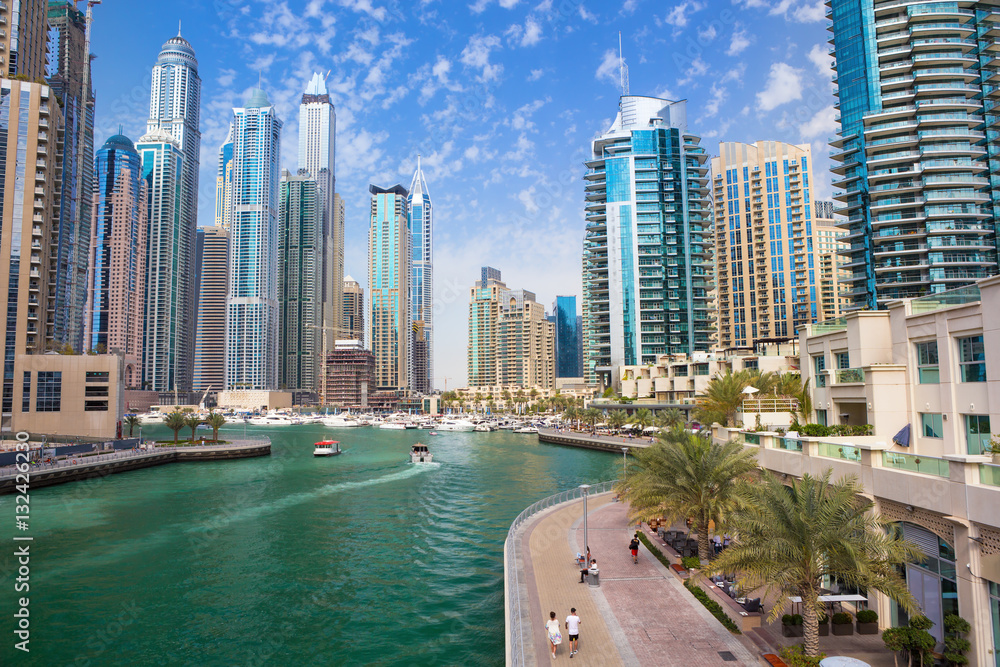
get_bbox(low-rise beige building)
[217,390,293,411]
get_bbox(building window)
[743,359,758,370]
[85,371,109,382]
[36,372,61,412]
[692,363,709,376]
[958,335,986,382]
[816,409,827,427]
[835,352,850,369]
[964,414,991,455]
[21,372,30,413]
[813,355,826,387]
[920,413,943,439]
[674,366,688,377]
[84,400,109,412]
[915,341,939,384]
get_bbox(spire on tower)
[178,20,182,37]
[618,31,629,96]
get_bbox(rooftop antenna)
[178,20,181,37]
[417,153,421,171]
[618,31,629,96]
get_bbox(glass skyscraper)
[85,133,147,388]
[582,95,712,387]
[552,296,582,378]
[215,123,234,229]
[408,157,433,394]
[225,88,283,391]
[368,184,411,391]
[829,1,1000,307]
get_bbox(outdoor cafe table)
[787,594,867,614]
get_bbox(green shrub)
[799,423,830,437]
[943,613,971,666]
[782,614,793,626]
[856,609,878,624]
[683,580,741,634]
[817,612,829,624]
[681,556,701,570]
[779,644,825,667]
[832,612,853,625]
[782,613,806,626]
[792,614,803,626]
[636,532,671,569]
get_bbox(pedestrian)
[578,547,592,583]
[713,534,722,555]
[565,607,581,657]
[545,611,562,658]
[629,534,640,564]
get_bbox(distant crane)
[440,377,452,392]
[198,385,212,410]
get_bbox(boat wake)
[189,463,440,534]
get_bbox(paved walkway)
[521,493,757,666]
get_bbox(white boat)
[313,440,341,457]
[514,426,539,434]
[379,422,407,430]
[409,442,433,463]
[138,412,164,423]
[320,414,360,428]
[247,415,295,426]
[437,419,475,432]
[473,424,493,432]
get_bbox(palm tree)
[502,390,512,412]
[656,408,685,432]
[514,389,526,415]
[709,470,921,658]
[564,406,578,428]
[124,414,142,438]
[794,379,813,426]
[695,369,756,427]
[630,408,654,432]
[607,409,628,433]
[582,407,601,432]
[184,413,203,442]
[164,411,186,445]
[617,430,758,562]
[206,411,227,442]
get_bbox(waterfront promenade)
[511,490,757,666]
[537,427,658,454]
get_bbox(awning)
[892,423,911,448]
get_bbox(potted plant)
[832,611,854,636]
[782,613,804,637]
[987,436,1000,464]
[818,612,830,636]
[856,609,878,635]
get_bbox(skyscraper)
[297,73,341,348]
[712,141,842,347]
[137,128,185,392]
[829,1,1000,307]
[226,88,283,391]
[146,31,200,390]
[193,226,229,392]
[582,94,712,387]
[468,269,554,390]
[3,0,47,79]
[408,157,433,394]
[215,123,234,229]
[342,276,365,342]
[84,133,147,389]
[278,170,322,393]
[368,184,410,391]
[47,0,96,350]
[552,296,582,378]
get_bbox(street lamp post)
[622,446,629,479]
[579,484,591,558]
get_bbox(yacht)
[437,418,475,432]
[514,425,539,434]
[473,423,493,432]
[247,414,295,426]
[320,414,360,428]
[313,440,342,457]
[379,422,408,430]
[409,442,433,463]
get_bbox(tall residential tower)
[368,184,410,391]
[408,157,433,393]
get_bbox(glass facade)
[553,296,582,378]
[965,413,991,455]
[408,161,433,394]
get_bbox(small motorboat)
[428,431,439,436]
[314,440,341,457]
[409,442,433,463]
[514,426,539,434]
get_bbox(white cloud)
[595,49,619,85]
[677,57,709,86]
[527,68,544,81]
[522,18,542,46]
[578,5,598,23]
[337,0,388,21]
[664,1,704,27]
[799,105,836,140]
[460,34,503,81]
[756,62,804,111]
[698,24,717,42]
[727,26,750,56]
[216,68,237,88]
[518,186,540,213]
[807,43,832,77]
[705,85,726,117]
[737,0,825,23]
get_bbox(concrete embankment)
[537,427,652,453]
[0,440,271,494]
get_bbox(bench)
[670,563,687,576]
[760,654,788,667]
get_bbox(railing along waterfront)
[0,437,271,479]
[505,480,616,667]
[980,463,1000,487]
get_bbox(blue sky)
[91,0,832,389]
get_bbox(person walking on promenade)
[545,611,562,658]
[629,535,640,564]
[565,608,581,657]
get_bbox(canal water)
[0,425,617,666]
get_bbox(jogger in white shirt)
[565,608,581,657]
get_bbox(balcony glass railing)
[817,442,862,462]
[835,368,865,383]
[742,432,760,445]
[776,438,803,452]
[883,451,950,477]
[812,316,847,333]
[980,463,1000,487]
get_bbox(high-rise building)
[0,79,64,422]
[814,202,849,323]
[215,123,234,229]
[278,170,322,393]
[84,133,147,389]
[226,88,283,391]
[552,296,582,377]
[193,226,229,392]
[408,157,433,394]
[582,95,712,388]
[3,0,47,79]
[297,73,341,349]
[47,0,96,350]
[712,141,845,347]
[146,31,200,390]
[814,200,834,219]
[137,128,185,392]
[342,276,365,342]
[324,339,374,408]
[468,269,555,390]
[368,184,411,391]
[829,1,1000,307]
